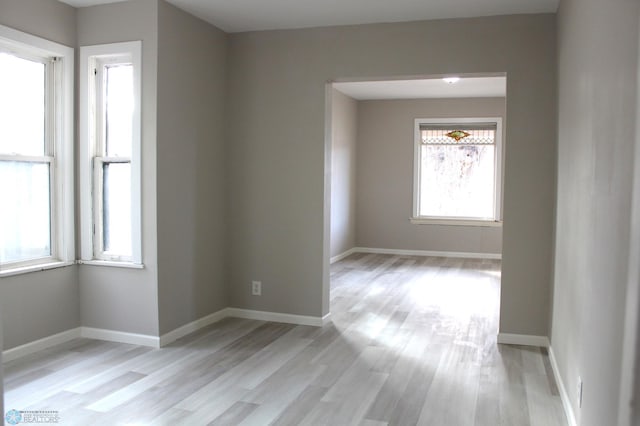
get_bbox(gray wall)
[156,0,229,334]
[77,0,160,336]
[330,89,358,258]
[1,268,79,349]
[0,308,2,416]
[356,97,504,254]
[0,0,76,47]
[551,0,639,424]
[227,15,557,332]
[0,0,80,350]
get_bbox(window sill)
[0,261,75,278]
[78,260,144,269]
[409,217,503,227]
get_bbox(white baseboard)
[3,308,331,361]
[2,327,159,361]
[159,308,230,347]
[2,328,81,362]
[321,313,332,326]
[354,247,502,260]
[497,333,550,347]
[159,308,329,346]
[80,327,160,348]
[330,248,356,264]
[226,308,326,327]
[548,345,578,426]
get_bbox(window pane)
[105,64,133,157]
[420,128,496,145]
[420,144,495,218]
[103,162,131,256]
[0,161,51,262]
[0,53,45,156]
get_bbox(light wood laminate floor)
[3,254,567,425]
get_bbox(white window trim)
[412,117,503,225]
[0,24,74,273]
[408,217,503,227]
[0,261,75,278]
[77,259,144,269]
[79,41,142,266]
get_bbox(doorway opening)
[323,73,506,331]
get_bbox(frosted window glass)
[0,161,51,262]
[105,65,133,157]
[0,53,45,156]
[103,162,131,256]
[419,144,495,218]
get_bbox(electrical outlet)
[252,280,262,296]
[577,377,583,408]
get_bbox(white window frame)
[411,117,503,227]
[79,41,142,266]
[0,24,74,276]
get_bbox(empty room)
[0,0,639,425]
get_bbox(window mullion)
[46,58,58,259]
[0,155,52,163]
[93,61,106,259]
[101,156,131,163]
[94,61,106,157]
[45,58,56,156]
[93,156,105,258]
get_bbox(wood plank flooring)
[3,254,567,425]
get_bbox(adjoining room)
[1,0,639,424]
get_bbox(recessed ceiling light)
[443,77,461,84]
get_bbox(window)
[80,42,141,265]
[0,25,74,274]
[412,117,503,225]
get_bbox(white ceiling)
[333,77,506,100]
[60,0,125,7]
[59,0,558,33]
